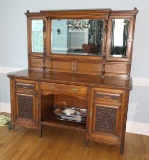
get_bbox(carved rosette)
[18,95,33,118]
[95,106,116,133]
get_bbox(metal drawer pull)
[49,85,55,90]
[23,86,27,89]
[72,88,78,92]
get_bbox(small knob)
[49,85,54,90]
[72,88,78,92]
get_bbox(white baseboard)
[0,102,11,113]
[0,102,149,136]
[126,121,149,136]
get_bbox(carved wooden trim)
[95,106,117,133]
[18,95,33,118]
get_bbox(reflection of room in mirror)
[67,19,90,32]
[51,19,104,56]
[111,19,130,58]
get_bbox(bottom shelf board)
[41,112,86,131]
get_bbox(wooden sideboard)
[7,8,138,154]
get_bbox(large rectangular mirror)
[51,19,104,56]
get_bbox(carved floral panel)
[18,95,33,118]
[95,106,117,133]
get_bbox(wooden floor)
[0,124,149,160]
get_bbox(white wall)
[0,0,149,135]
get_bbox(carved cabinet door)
[13,79,39,129]
[89,87,126,145]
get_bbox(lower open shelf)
[40,111,86,132]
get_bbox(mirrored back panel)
[51,19,104,56]
[31,19,44,53]
[110,19,130,58]
[26,9,138,75]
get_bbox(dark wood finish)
[8,69,131,153]
[10,79,39,129]
[7,8,138,154]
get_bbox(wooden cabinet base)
[8,70,131,154]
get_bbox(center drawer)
[41,82,88,96]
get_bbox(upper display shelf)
[25,8,138,61]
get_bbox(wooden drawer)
[15,79,37,92]
[41,82,88,96]
[92,88,124,104]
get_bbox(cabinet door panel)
[92,104,120,136]
[14,93,38,127]
[89,103,121,145]
[89,87,126,145]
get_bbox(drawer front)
[41,82,88,96]
[92,88,124,104]
[15,79,37,92]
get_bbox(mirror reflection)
[110,19,130,58]
[51,19,104,56]
[32,19,44,53]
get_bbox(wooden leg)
[39,124,43,137]
[85,134,89,146]
[12,125,16,131]
[85,140,89,146]
[120,144,124,154]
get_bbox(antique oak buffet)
[7,8,138,154]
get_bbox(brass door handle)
[23,86,27,89]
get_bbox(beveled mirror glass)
[51,19,104,56]
[31,19,44,53]
[110,19,130,58]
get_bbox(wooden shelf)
[40,111,86,132]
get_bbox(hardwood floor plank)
[0,125,149,160]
